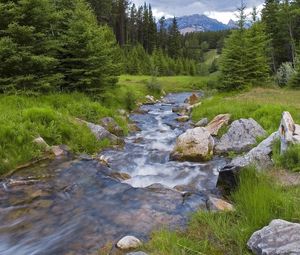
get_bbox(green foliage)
[289,58,300,88]
[0,0,120,94]
[276,62,296,87]
[146,71,162,95]
[220,21,270,91]
[273,140,300,172]
[0,93,125,174]
[146,168,300,255]
[124,91,136,111]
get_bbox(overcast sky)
[131,0,265,24]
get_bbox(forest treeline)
[0,0,300,93]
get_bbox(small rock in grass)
[207,196,234,212]
[33,137,50,149]
[116,236,142,250]
[195,118,208,127]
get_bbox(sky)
[132,0,265,24]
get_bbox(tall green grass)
[146,168,300,254]
[192,94,300,134]
[273,140,300,172]
[0,93,126,174]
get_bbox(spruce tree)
[0,0,62,92]
[220,4,248,90]
[59,0,120,92]
[168,17,181,59]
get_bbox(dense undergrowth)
[145,169,300,255]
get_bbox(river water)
[0,93,226,255]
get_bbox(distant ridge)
[163,14,230,34]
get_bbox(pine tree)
[168,17,181,59]
[59,0,120,92]
[220,4,270,90]
[0,0,62,92]
[220,4,248,90]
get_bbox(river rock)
[184,93,199,105]
[207,196,234,212]
[217,132,279,194]
[170,127,214,162]
[100,117,124,137]
[172,104,191,116]
[205,114,231,136]
[128,123,141,132]
[145,95,156,104]
[33,137,50,149]
[247,219,300,255]
[215,118,267,154]
[50,146,65,157]
[231,131,279,169]
[195,118,208,127]
[176,115,189,122]
[279,112,300,153]
[116,236,142,250]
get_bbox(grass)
[192,87,300,134]
[0,93,125,174]
[118,74,218,94]
[145,168,300,255]
[273,139,300,172]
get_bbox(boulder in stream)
[247,219,300,255]
[170,127,214,162]
[176,115,190,122]
[215,118,267,154]
[172,104,191,116]
[184,93,199,105]
[116,236,142,250]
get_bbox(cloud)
[132,0,265,23]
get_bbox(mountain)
[227,19,252,29]
[163,14,230,34]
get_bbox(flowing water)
[0,93,227,255]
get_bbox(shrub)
[146,75,162,95]
[276,62,296,87]
[124,91,136,111]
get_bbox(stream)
[0,93,227,255]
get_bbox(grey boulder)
[247,219,300,255]
[100,117,124,136]
[217,132,279,194]
[215,118,267,154]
